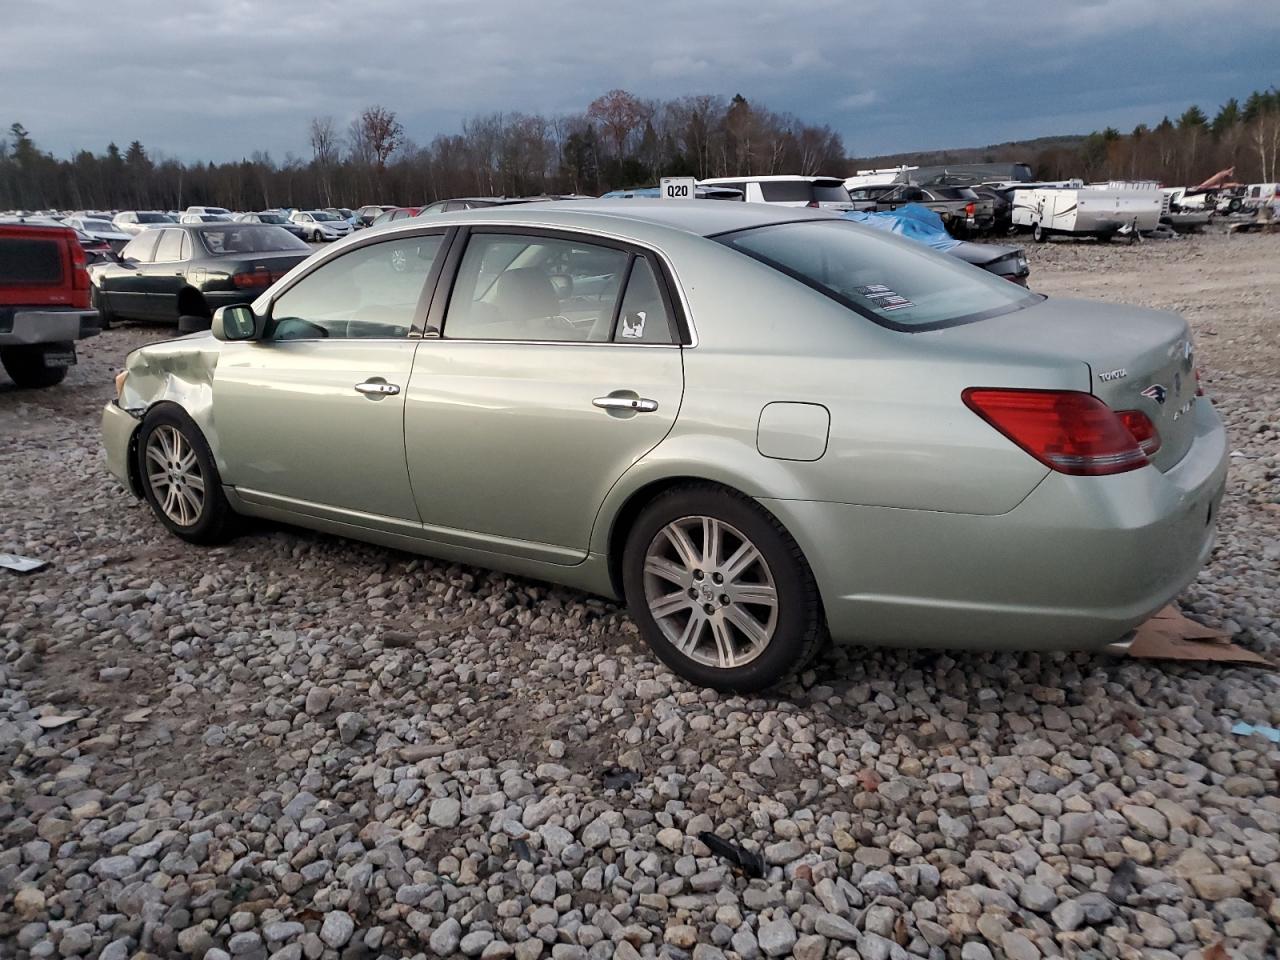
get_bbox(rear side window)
[759,181,815,203]
[614,258,674,344]
[717,219,1036,331]
[153,229,185,261]
[0,236,62,284]
[121,231,161,263]
[443,233,629,342]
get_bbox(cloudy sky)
[1,0,1275,162]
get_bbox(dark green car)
[88,224,312,327]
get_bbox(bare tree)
[309,116,340,166]
[587,89,648,158]
[359,105,405,172]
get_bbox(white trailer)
[1011,186,1162,242]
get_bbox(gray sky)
[1,0,1274,162]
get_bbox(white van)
[698,175,852,210]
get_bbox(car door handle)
[593,396,658,413]
[355,380,400,397]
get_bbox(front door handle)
[355,380,400,398]
[593,396,658,413]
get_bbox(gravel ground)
[2,231,1278,960]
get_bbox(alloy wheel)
[643,516,779,669]
[144,425,205,526]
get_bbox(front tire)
[136,405,237,544]
[622,484,825,692]
[0,344,69,388]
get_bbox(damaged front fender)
[108,333,226,488]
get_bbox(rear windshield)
[137,213,172,223]
[198,225,309,254]
[758,181,849,203]
[0,237,62,284]
[717,219,1037,331]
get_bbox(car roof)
[701,175,845,185]
[389,199,840,241]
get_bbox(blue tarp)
[842,203,962,252]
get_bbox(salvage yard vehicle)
[1,222,100,388]
[844,205,1030,285]
[102,202,1227,691]
[867,184,995,235]
[87,223,311,327]
[234,210,308,240]
[289,209,354,241]
[369,206,422,227]
[1012,185,1161,241]
[699,175,854,210]
[113,210,177,235]
[63,215,132,251]
[356,204,397,226]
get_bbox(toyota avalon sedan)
[102,202,1227,691]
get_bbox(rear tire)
[1032,223,1046,243]
[136,404,238,544]
[1,345,70,388]
[622,483,825,692]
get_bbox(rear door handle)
[355,380,400,397]
[593,396,658,413]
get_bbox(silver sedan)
[102,201,1227,690]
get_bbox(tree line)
[0,91,844,211]
[1,85,1276,212]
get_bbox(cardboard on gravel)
[1126,606,1275,667]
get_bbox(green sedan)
[102,202,1227,690]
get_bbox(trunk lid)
[936,297,1199,471]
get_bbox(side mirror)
[212,304,261,341]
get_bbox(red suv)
[0,223,101,388]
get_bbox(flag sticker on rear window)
[856,284,914,311]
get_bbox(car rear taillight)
[806,200,819,208]
[1115,409,1162,456]
[1194,367,1204,397]
[962,388,1149,476]
[69,238,89,290]
[965,202,976,218]
[232,269,275,289]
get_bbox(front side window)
[443,233,630,342]
[267,234,443,340]
[718,219,1037,331]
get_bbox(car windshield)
[312,212,339,222]
[257,214,287,223]
[82,219,115,231]
[138,213,172,223]
[717,219,1037,331]
[198,225,309,254]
